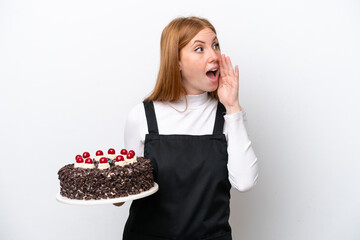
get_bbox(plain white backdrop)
[1,0,359,239]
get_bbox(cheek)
[180,55,204,77]
[187,61,203,75]
[182,62,195,75]
[217,52,221,59]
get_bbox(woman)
[120,16,258,240]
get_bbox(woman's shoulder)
[126,102,146,126]
[129,102,145,113]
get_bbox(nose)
[208,48,220,63]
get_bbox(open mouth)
[206,69,218,82]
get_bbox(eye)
[213,43,220,50]
[195,47,203,52]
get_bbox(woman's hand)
[113,202,125,207]
[218,54,242,114]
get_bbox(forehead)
[190,28,217,43]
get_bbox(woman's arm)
[224,110,259,192]
[217,54,258,191]
[124,103,146,156]
[113,103,145,207]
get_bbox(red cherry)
[128,150,135,156]
[83,152,90,158]
[116,155,124,162]
[108,148,115,155]
[75,155,82,160]
[120,149,127,155]
[76,157,84,163]
[85,158,93,164]
[99,157,108,164]
[127,152,134,159]
[96,150,104,156]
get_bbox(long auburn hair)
[144,16,219,102]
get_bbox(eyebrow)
[191,36,218,46]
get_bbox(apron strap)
[143,101,159,134]
[143,100,225,135]
[213,101,226,134]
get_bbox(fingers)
[219,54,237,78]
[235,65,239,80]
[219,54,228,76]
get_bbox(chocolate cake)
[58,149,154,200]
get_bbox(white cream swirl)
[98,163,110,169]
[83,163,95,169]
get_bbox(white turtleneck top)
[124,92,258,192]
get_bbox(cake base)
[56,182,158,205]
[58,157,154,200]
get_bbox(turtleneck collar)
[169,92,210,110]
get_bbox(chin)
[207,83,218,92]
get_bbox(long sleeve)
[124,103,146,157]
[224,110,259,192]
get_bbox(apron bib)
[123,101,232,240]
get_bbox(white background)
[1,0,359,239]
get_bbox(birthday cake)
[58,148,154,200]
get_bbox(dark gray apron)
[123,101,232,240]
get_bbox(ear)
[179,60,182,71]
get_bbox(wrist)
[225,102,242,114]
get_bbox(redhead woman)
[118,16,258,240]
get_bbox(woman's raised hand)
[218,54,242,114]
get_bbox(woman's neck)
[167,92,210,112]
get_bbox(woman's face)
[179,28,221,95]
